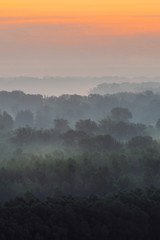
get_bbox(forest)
[0,188,160,240]
[1,90,160,238]
[1,89,160,125]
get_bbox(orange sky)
[0,0,160,77]
[1,0,160,16]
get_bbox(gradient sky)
[0,0,160,77]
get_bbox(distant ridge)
[0,76,160,96]
[90,82,160,95]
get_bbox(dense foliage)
[0,139,159,201]
[1,188,160,239]
[0,90,160,125]
[0,107,158,201]
[1,90,160,238]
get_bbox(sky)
[0,0,160,78]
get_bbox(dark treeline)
[1,90,160,125]
[1,188,160,239]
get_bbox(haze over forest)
[1,0,160,239]
[1,76,160,96]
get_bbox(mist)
[1,0,160,238]
[0,75,160,96]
